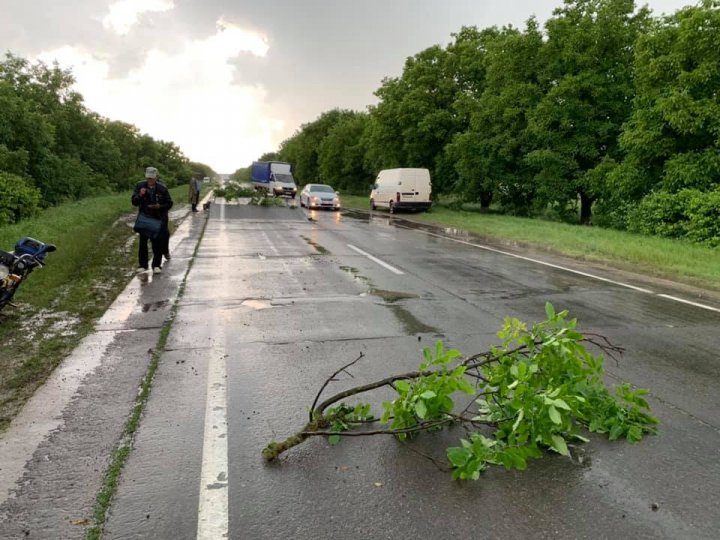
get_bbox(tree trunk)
[579,191,593,225]
[479,191,493,214]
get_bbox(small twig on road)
[404,445,451,473]
[309,352,364,422]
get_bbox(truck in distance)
[251,161,298,199]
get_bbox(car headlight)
[0,263,9,280]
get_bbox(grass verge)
[0,185,191,431]
[85,207,209,540]
[340,193,720,290]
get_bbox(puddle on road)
[386,304,439,335]
[368,288,418,303]
[341,210,371,223]
[300,236,330,255]
[338,264,436,335]
[340,266,370,285]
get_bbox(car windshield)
[310,185,334,193]
[274,174,295,184]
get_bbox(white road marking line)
[657,294,720,313]
[411,228,720,313]
[347,244,404,274]
[196,353,229,540]
[417,229,653,293]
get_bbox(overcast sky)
[0,0,696,173]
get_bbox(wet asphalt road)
[2,201,720,539]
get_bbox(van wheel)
[370,198,376,211]
[389,201,395,214]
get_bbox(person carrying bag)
[131,166,173,274]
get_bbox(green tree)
[278,109,355,183]
[0,52,197,210]
[230,167,251,183]
[447,22,543,212]
[0,171,41,225]
[189,161,216,180]
[317,111,371,193]
[611,0,720,203]
[102,121,144,190]
[526,0,649,224]
[258,151,280,162]
[365,45,464,193]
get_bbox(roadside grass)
[340,193,720,289]
[0,185,190,432]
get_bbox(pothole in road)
[241,299,272,310]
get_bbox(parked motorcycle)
[0,237,57,311]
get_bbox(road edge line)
[347,244,404,274]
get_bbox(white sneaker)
[137,267,148,273]
[152,267,162,274]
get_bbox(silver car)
[300,184,341,210]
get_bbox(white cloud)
[36,20,281,173]
[103,0,175,36]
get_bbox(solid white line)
[196,353,229,540]
[411,228,720,313]
[416,229,654,293]
[657,294,720,313]
[347,244,404,274]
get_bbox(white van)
[370,168,432,213]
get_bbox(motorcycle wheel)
[0,287,17,310]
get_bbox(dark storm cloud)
[0,0,695,162]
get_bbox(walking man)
[189,175,202,212]
[132,166,173,273]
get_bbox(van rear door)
[396,169,431,210]
[397,170,430,203]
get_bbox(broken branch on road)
[262,303,658,480]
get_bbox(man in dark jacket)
[131,166,173,273]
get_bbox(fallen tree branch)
[262,306,658,481]
[301,419,453,438]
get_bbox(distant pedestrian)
[189,176,202,212]
[132,167,173,274]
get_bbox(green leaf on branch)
[550,435,569,456]
[415,400,428,419]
